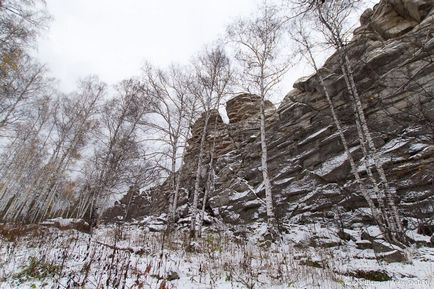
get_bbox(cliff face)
[104,0,434,227]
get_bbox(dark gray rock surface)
[103,0,434,229]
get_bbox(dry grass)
[0,224,47,242]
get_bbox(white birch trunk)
[342,56,403,234]
[189,112,211,238]
[314,4,404,241]
[260,95,276,228]
[197,115,220,236]
[169,136,190,225]
[309,58,386,229]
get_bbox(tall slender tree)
[290,0,405,243]
[141,64,199,227]
[289,20,390,238]
[76,78,156,222]
[227,3,290,236]
[188,46,232,239]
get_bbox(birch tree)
[2,77,104,222]
[289,20,392,240]
[189,46,232,239]
[0,0,49,52]
[75,78,156,222]
[141,64,198,227]
[0,0,50,132]
[0,94,53,220]
[227,3,290,236]
[291,0,405,243]
[196,116,220,237]
[0,55,48,131]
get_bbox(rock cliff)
[104,0,434,231]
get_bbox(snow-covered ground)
[0,221,433,289]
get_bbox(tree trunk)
[197,114,220,236]
[341,57,403,234]
[315,71,387,230]
[189,112,211,239]
[259,95,276,231]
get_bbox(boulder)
[378,250,408,263]
[372,239,396,253]
[356,240,373,250]
[417,224,434,236]
[348,270,391,281]
[165,271,180,281]
[389,0,433,22]
[41,218,91,234]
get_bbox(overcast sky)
[36,0,375,104]
[37,0,260,92]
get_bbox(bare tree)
[188,46,232,239]
[0,0,49,53]
[291,0,405,243]
[289,20,391,239]
[196,116,220,237]
[141,64,199,227]
[0,75,167,224]
[227,3,290,236]
[0,55,48,131]
[1,77,104,222]
[0,1,54,222]
[0,0,50,132]
[0,94,53,220]
[75,78,157,223]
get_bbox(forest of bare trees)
[1,0,432,250]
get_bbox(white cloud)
[37,0,256,92]
[36,0,374,104]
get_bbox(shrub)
[14,257,60,282]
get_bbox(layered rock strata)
[104,0,434,229]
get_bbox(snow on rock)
[314,146,359,177]
[273,176,295,185]
[229,190,250,201]
[298,126,332,146]
[39,218,91,233]
[41,218,86,227]
[380,137,408,154]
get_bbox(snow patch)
[298,126,331,146]
[314,146,359,176]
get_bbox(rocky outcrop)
[103,94,276,222]
[104,0,434,230]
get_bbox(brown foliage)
[0,224,47,242]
